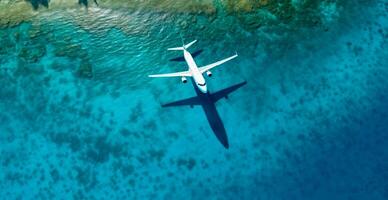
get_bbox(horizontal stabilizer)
[168,47,185,51]
[183,40,197,49]
[167,40,197,51]
[148,70,192,78]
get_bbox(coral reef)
[0,0,339,30]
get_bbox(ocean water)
[0,1,387,199]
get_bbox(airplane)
[148,40,238,93]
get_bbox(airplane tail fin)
[168,40,197,51]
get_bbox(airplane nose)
[201,86,208,93]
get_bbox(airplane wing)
[199,53,238,73]
[211,81,247,102]
[162,96,201,107]
[148,70,192,78]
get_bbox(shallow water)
[0,1,387,199]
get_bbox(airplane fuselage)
[149,40,238,93]
[183,50,207,93]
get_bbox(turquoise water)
[1,1,387,199]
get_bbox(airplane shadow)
[162,79,247,149]
[169,49,204,62]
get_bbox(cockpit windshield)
[197,82,206,86]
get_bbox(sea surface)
[0,0,387,199]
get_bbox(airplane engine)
[181,76,187,83]
[206,71,212,77]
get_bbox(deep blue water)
[0,1,387,199]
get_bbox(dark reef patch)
[75,166,97,191]
[176,158,196,170]
[83,135,124,163]
[50,132,82,152]
[25,0,50,10]
[76,59,94,78]
[129,103,143,123]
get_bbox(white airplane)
[148,40,238,93]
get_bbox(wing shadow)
[162,79,247,149]
[169,49,204,62]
